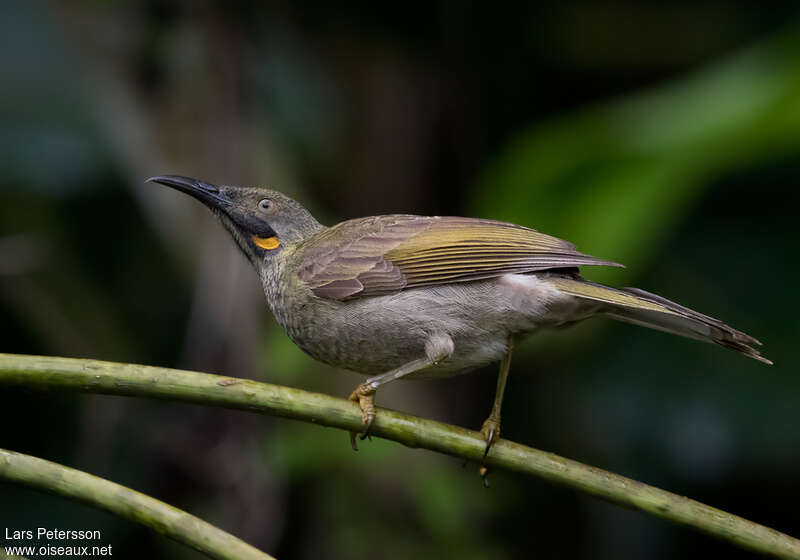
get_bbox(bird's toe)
[480,417,501,458]
[348,383,377,450]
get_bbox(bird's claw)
[479,465,491,488]
[479,417,501,486]
[348,383,376,451]
[480,417,501,458]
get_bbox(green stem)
[0,448,274,560]
[1,353,798,559]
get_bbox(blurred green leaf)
[471,29,800,282]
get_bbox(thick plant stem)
[0,353,798,560]
[0,449,274,560]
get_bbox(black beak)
[146,175,232,209]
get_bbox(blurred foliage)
[1,2,799,559]
[473,28,800,281]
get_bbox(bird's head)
[148,175,323,266]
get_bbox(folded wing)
[297,215,623,300]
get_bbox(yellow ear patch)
[252,235,280,250]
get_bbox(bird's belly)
[276,274,585,378]
[289,323,508,379]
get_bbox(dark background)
[1,2,799,559]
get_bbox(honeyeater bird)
[149,175,771,454]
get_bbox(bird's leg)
[349,334,453,450]
[348,357,430,450]
[480,336,514,458]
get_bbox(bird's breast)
[259,259,346,362]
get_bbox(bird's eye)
[258,198,274,212]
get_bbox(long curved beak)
[146,175,232,209]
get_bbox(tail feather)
[548,277,771,365]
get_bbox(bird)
[148,174,771,457]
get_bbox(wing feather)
[297,215,622,300]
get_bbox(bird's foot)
[479,465,492,488]
[478,417,501,486]
[348,382,376,451]
[480,416,501,458]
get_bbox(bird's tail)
[547,276,772,364]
